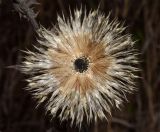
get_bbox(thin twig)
[12,0,39,31]
[112,117,136,129]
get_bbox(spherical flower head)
[21,8,138,126]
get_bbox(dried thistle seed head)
[20,8,138,126]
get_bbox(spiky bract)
[21,8,138,126]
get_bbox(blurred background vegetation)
[0,0,160,132]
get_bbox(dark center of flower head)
[74,57,89,73]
